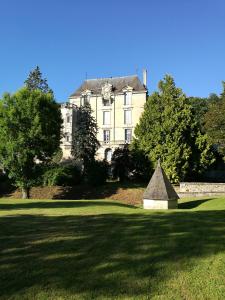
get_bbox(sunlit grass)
[0,197,225,299]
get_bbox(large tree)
[189,93,220,131]
[71,103,100,174]
[133,75,215,183]
[0,88,62,198]
[204,82,225,157]
[24,66,53,94]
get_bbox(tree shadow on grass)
[0,200,137,211]
[178,198,214,209]
[0,210,225,299]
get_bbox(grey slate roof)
[69,75,146,97]
[143,160,179,201]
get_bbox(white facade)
[60,74,147,161]
[60,103,77,160]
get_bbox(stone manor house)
[61,71,148,161]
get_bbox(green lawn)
[0,197,225,300]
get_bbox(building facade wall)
[60,103,77,160]
[68,90,146,160]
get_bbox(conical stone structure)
[143,160,179,209]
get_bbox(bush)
[130,147,153,182]
[111,144,153,182]
[111,145,130,182]
[42,164,82,186]
[85,160,108,186]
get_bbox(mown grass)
[0,197,225,299]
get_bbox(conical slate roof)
[143,160,179,201]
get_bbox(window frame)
[103,111,111,125]
[125,128,132,143]
[124,109,132,125]
[103,130,110,143]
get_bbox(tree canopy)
[0,88,62,198]
[133,75,215,183]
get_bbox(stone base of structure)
[143,199,178,209]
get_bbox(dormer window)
[122,86,133,106]
[102,83,113,106]
[83,95,90,105]
[81,90,91,106]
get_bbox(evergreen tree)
[71,103,100,173]
[133,75,215,183]
[0,88,62,198]
[24,66,53,94]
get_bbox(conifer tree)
[71,103,100,174]
[134,75,215,183]
[25,66,53,94]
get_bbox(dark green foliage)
[71,104,100,173]
[111,145,131,182]
[134,75,215,183]
[130,142,153,182]
[189,94,220,131]
[51,148,63,164]
[24,66,53,94]
[85,160,108,186]
[189,96,208,130]
[111,144,152,182]
[42,164,82,186]
[0,88,62,198]
[204,82,225,157]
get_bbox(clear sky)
[0,0,225,102]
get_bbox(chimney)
[143,69,147,87]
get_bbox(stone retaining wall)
[180,182,225,193]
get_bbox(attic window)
[81,94,90,106]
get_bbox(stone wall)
[180,182,225,194]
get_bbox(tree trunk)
[22,187,30,199]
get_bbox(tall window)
[124,109,131,124]
[103,111,110,125]
[103,130,110,143]
[124,92,132,105]
[67,116,70,123]
[125,129,132,143]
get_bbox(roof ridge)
[86,75,138,81]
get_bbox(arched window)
[105,148,112,162]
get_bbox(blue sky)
[0,0,225,102]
